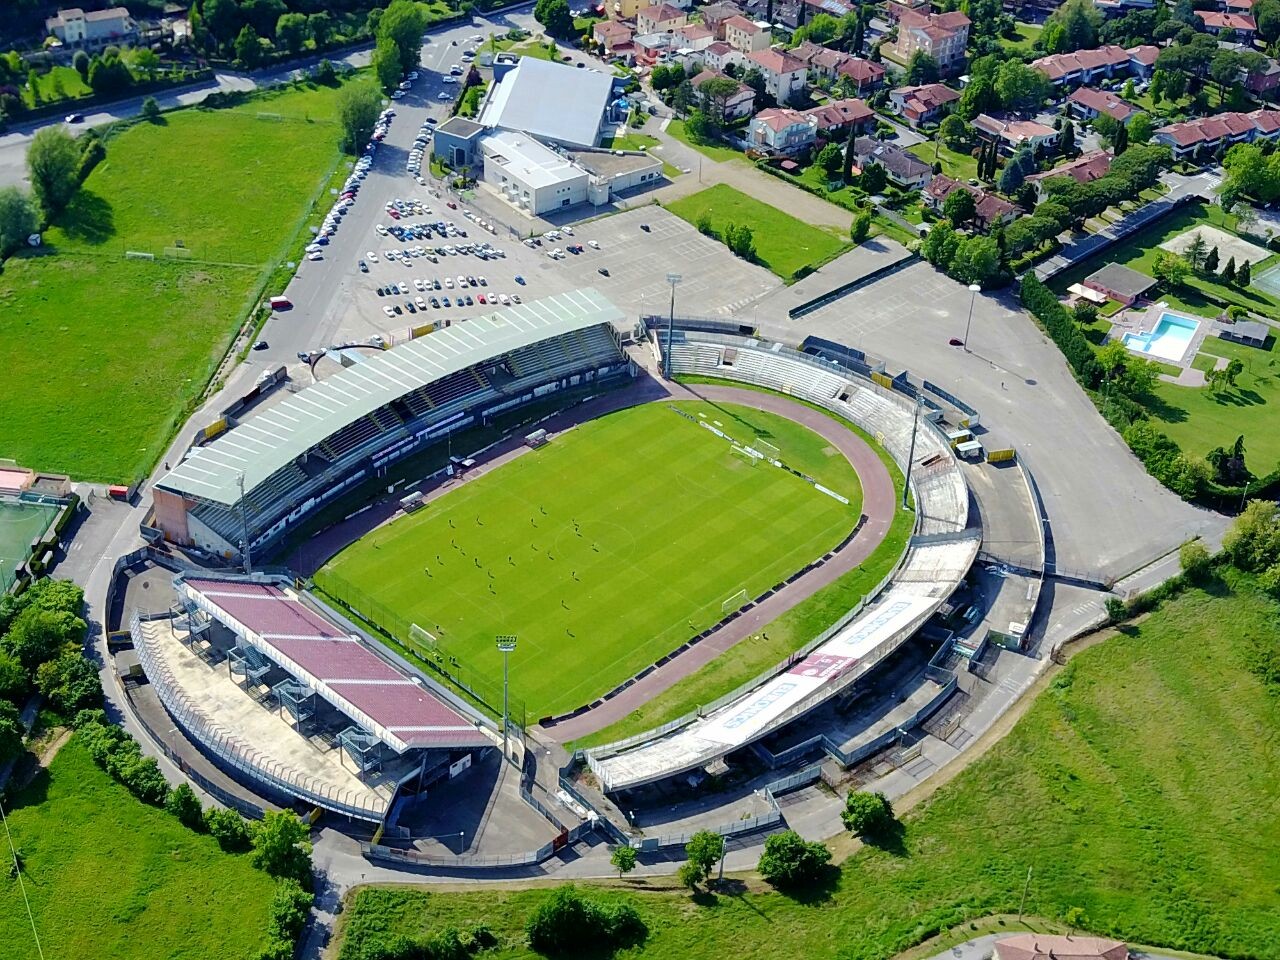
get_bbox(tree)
[851,208,872,243]
[0,651,27,703]
[309,12,333,48]
[842,790,895,836]
[87,54,132,95]
[526,885,645,953]
[251,811,313,886]
[72,50,90,81]
[995,61,1050,111]
[1044,0,1102,52]
[650,64,682,92]
[922,221,961,268]
[2,606,84,673]
[842,121,858,183]
[859,161,887,193]
[682,830,724,889]
[672,79,696,115]
[757,830,832,889]
[0,186,38,257]
[699,75,741,125]
[741,67,766,101]
[1204,245,1220,275]
[951,235,1002,286]
[1237,260,1252,286]
[725,222,756,260]
[1184,232,1209,272]
[684,108,713,142]
[338,83,382,154]
[165,782,206,831]
[0,700,22,762]
[1128,113,1153,146]
[610,844,638,879]
[140,96,161,122]
[35,652,101,714]
[1223,256,1237,284]
[1152,250,1189,288]
[905,51,939,85]
[939,114,969,148]
[816,142,843,178]
[372,34,402,92]
[205,807,254,851]
[276,12,309,55]
[1207,434,1250,485]
[234,24,264,68]
[1179,540,1212,579]
[1225,357,1245,386]
[943,188,976,227]
[534,0,575,38]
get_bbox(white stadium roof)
[479,57,615,148]
[159,288,624,506]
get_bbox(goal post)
[409,623,438,655]
[731,444,759,467]
[753,437,781,462]
[721,588,748,614]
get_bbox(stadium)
[135,288,977,833]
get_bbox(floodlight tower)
[664,273,682,378]
[496,635,517,765]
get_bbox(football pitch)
[316,401,864,719]
[0,499,59,588]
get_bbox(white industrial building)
[480,130,589,214]
[477,56,616,149]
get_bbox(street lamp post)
[237,471,252,574]
[903,394,923,511]
[962,283,981,353]
[664,273,682,379]
[496,635,517,765]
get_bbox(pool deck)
[1107,301,1214,368]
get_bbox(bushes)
[78,712,170,804]
[166,782,207,831]
[257,879,315,960]
[757,829,833,889]
[525,885,646,956]
[1020,273,1102,388]
[206,805,254,852]
[35,649,102,714]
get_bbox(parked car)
[252,340,269,351]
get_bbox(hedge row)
[1020,273,1103,389]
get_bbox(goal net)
[409,623,439,655]
[721,588,748,614]
[753,437,781,462]
[731,444,759,467]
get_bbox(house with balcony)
[1025,150,1113,202]
[890,83,961,126]
[702,40,746,72]
[744,48,809,102]
[1127,44,1159,79]
[749,107,818,154]
[1067,87,1139,125]
[924,175,1018,228]
[594,19,635,58]
[1153,109,1280,161]
[724,15,771,53]
[894,10,970,75]
[45,6,137,49]
[692,69,757,119]
[700,1,745,38]
[804,97,873,138]
[974,113,1060,154]
[636,3,688,36]
[838,57,887,94]
[852,136,932,188]
[791,40,852,81]
[1032,44,1133,88]
[675,22,715,49]
[1198,10,1257,40]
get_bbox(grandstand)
[132,573,493,821]
[585,331,979,792]
[151,290,629,556]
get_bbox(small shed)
[1082,263,1157,306]
[1219,319,1270,347]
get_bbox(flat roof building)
[1083,262,1156,305]
[480,130,589,214]
[478,57,615,149]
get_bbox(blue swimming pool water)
[1121,313,1200,363]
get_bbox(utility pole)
[1018,864,1033,921]
[496,635,517,765]
[664,273,682,379]
[237,471,253,574]
[962,283,981,353]
[903,393,922,511]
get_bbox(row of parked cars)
[408,114,433,180]
[304,137,379,259]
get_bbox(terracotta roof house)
[594,19,635,55]
[1032,44,1132,86]
[699,0,745,38]
[701,39,745,72]
[895,9,970,73]
[743,47,809,101]
[1127,44,1159,77]
[974,113,1059,154]
[1199,10,1257,38]
[837,57,887,93]
[1154,108,1280,160]
[674,22,715,48]
[749,106,818,154]
[692,69,756,119]
[996,935,1129,960]
[803,97,874,135]
[1026,149,1113,200]
[889,82,961,126]
[724,14,771,52]
[791,40,853,79]
[853,136,932,187]
[636,3,688,35]
[923,175,1018,228]
[1068,87,1140,124]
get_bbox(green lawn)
[1004,21,1042,52]
[25,65,93,106]
[908,140,979,183]
[599,131,682,178]
[0,77,363,480]
[666,119,745,163]
[0,735,277,960]
[334,576,1280,960]
[316,401,862,720]
[666,184,851,281]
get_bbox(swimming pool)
[1121,313,1200,363]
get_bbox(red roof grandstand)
[183,578,487,751]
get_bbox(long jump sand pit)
[1159,224,1270,266]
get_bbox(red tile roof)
[804,97,873,130]
[996,935,1128,960]
[724,13,764,32]
[1032,44,1130,81]
[746,47,807,74]
[1128,44,1159,67]
[1026,149,1113,186]
[1068,86,1139,122]
[838,57,886,84]
[753,106,813,132]
[1200,10,1256,29]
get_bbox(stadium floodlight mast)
[496,635,517,765]
[664,273,682,379]
[237,471,253,575]
[962,283,981,353]
[903,393,923,511]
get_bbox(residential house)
[749,107,818,154]
[837,58,887,94]
[700,1,745,39]
[889,83,961,126]
[675,23,715,49]
[885,0,933,19]
[45,6,137,49]
[692,69,757,119]
[743,48,809,102]
[612,0,646,22]
[1154,108,1280,161]
[724,15,771,53]
[1025,149,1113,201]
[594,19,635,57]
[853,136,932,188]
[1032,45,1134,88]
[803,97,874,137]
[1067,87,1139,124]
[636,3,688,36]
[894,10,971,74]
[996,934,1129,960]
[773,0,854,26]
[634,32,678,65]
[1127,45,1159,79]
[974,113,1059,154]
[791,40,853,81]
[702,40,746,73]
[923,175,1018,228]
[1198,11,1257,40]
[1220,41,1280,96]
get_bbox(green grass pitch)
[0,499,60,587]
[316,401,863,720]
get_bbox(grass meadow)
[335,576,1280,960]
[0,736,277,960]
[0,74,373,481]
[666,184,851,281]
[316,401,862,720]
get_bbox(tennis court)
[0,499,60,589]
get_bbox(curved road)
[545,379,897,741]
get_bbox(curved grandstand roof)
[160,288,624,506]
